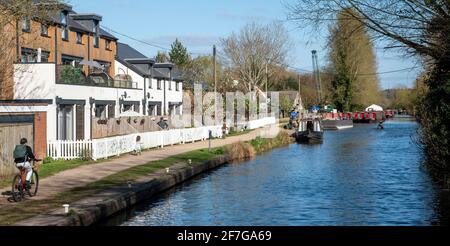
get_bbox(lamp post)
[265,59,270,98]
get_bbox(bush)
[60,65,85,84]
[79,149,93,161]
[43,156,55,164]
[224,142,256,161]
[250,131,292,153]
[416,65,450,184]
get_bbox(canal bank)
[10,130,292,226]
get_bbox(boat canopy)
[365,104,384,112]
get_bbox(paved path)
[0,128,268,207]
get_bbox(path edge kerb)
[16,155,231,226]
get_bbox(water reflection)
[100,120,447,226]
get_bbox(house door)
[76,105,85,140]
[58,105,74,140]
[148,105,156,116]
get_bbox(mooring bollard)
[63,204,70,214]
[127,181,132,188]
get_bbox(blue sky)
[68,0,420,89]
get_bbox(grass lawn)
[0,148,225,225]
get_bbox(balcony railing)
[56,65,138,89]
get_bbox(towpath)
[0,128,268,207]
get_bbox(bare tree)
[286,0,449,63]
[221,22,292,92]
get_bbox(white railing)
[47,140,93,160]
[47,117,276,161]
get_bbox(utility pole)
[312,50,323,104]
[213,45,217,95]
[265,61,269,98]
[213,45,217,124]
[298,73,304,112]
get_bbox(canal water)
[102,120,449,226]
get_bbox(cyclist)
[13,138,40,189]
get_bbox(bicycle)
[11,160,41,202]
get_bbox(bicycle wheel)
[28,171,39,197]
[11,175,24,202]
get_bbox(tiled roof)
[117,43,147,59]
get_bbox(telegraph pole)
[312,50,323,104]
[213,45,217,95]
[213,45,217,124]
[265,59,270,97]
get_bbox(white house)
[115,43,183,117]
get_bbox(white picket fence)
[47,117,276,161]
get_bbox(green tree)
[169,39,190,66]
[155,51,169,63]
[328,8,380,112]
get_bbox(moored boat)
[322,119,354,130]
[295,118,324,144]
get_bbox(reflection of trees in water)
[435,190,450,226]
[423,158,450,226]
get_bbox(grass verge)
[0,159,97,189]
[249,130,293,154]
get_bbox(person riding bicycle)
[13,138,40,189]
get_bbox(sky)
[68,0,421,90]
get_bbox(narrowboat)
[294,118,324,144]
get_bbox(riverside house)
[0,2,184,163]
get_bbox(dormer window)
[60,11,68,41]
[94,36,99,48]
[60,12,67,25]
[93,20,100,48]
[76,32,83,44]
[157,79,162,90]
[41,24,49,36]
[62,27,69,41]
[21,17,31,32]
